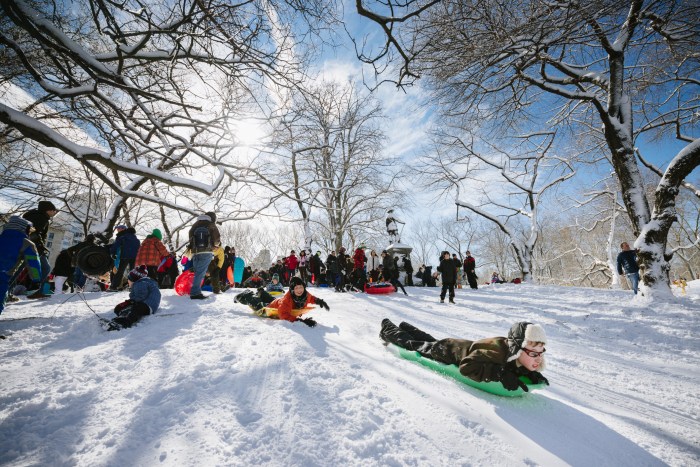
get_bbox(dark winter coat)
[437,257,456,284]
[402,257,413,273]
[188,215,221,254]
[463,256,476,273]
[130,277,161,312]
[326,254,339,274]
[110,227,141,259]
[427,336,537,383]
[617,250,639,275]
[22,209,51,254]
[382,254,394,273]
[51,247,77,277]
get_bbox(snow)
[1,281,699,466]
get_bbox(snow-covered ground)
[1,281,699,466]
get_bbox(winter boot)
[398,322,437,342]
[234,290,255,305]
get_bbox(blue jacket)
[617,250,639,275]
[129,277,161,312]
[1,220,41,282]
[110,228,141,259]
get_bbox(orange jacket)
[135,236,169,267]
[267,290,319,322]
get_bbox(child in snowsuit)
[235,276,329,327]
[0,216,42,314]
[437,251,456,303]
[380,319,549,392]
[107,265,161,330]
[265,273,285,293]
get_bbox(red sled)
[174,270,205,296]
[364,282,395,295]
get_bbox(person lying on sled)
[236,276,329,327]
[379,319,549,392]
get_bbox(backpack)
[192,226,211,250]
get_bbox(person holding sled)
[380,319,549,392]
[235,276,329,327]
[106,265,161,330]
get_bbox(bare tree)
[355,0,700,298]
[422,131,573,281]
[0,0,333,231]
[264,80,404,251]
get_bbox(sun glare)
[231,118,267,147]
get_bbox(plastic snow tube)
[174,270,205,296]
[387,344,546,397]
[76,245,113,276]
[365,282,395,295]
[268,291,284,297]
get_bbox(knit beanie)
[272,273,279,281]
[128,265,149,282]
[3,216,32,233]
[152,228,163,240]
[289,276,305,289]
[205,211,217,223]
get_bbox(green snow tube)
[387,344,547,397]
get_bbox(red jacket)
[353,248,366,270]
[267,290,319,322]
[285,254,298,270]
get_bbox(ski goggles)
[521,348,546,358]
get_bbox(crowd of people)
[1,201,644,322]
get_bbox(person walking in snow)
[188,212,221,300]
[437,251,457,303]
[0,216,41,314]
[235,276,329,327]
[617,241,640,295]
[106,265,161,330]
[379,319,550,392]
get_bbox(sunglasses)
[522,347,546,358]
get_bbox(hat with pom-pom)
[128,265,149,282]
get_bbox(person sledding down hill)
[380,319,550,392]
[235,276,330,327]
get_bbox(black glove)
[298,317,317,328]
[529,372,549,386]
[499,370,528,392]
[315,298,330,310]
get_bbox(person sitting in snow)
[379,319,550,392]
[265,273,285,293]
[106,265,161,331]
[235,276,329,327]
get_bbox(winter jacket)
[110,227,141,259]
[617,250,639,275]
[382,255,394,274]
[22,209,51,255]
[267,289,321,322]
[310,254,322,275]
[298,254,308,269]
[210,246,225,268]
[135,236,169,267]
[286,254,299,271]
[367,253,381,273]
[0,220,41,282]
[326,254,339,274]
[464,256,476,273]
[51,247,78,277]
[353,248,367,270]
[188,215,221,254]
[428,336,541,383]
[402,257,413,273]
[129,277,161,313]
[266,281,285,293]
[438,258,457,284]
